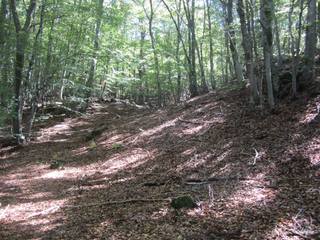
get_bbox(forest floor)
[0,89,320,240]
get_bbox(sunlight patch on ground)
[269,215,319,240]
[176,151,214,172]
[140,118,178,137]
[181,147,197,157]
[100,149,153,174]
[37,122,71,141]
[0,199,66,223]
[298,97,320,124]
[225,179,276,207]
[151,207,169,220]
[100,133,132,146]
[39,167,85,179]
[72,145,90,156]
[303,136,320,166]
[182,125,205,135]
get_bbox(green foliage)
[0,107,8,127]
[171,195,197,209]
[112,143,123,150]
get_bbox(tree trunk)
[227,0,244,83]
[175,0,182,102]
[0,0,8,107]
[303,0,317,81]
[147,0,162,106]
[289,0,304,98]
[260,0,275,109]
[9,0,36,144]
[183,0,198,97]
[237,0,259,103]
[138,17,146,105]
[86,0,104,98]
[25,0,46,140]
[206,0,215,89]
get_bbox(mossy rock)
[171,195,197,209]
[49,160,64,170]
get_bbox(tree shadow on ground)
[0,90,319,239]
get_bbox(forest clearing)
[1,0,320,239]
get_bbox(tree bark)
[226,0,244,83]
[260,0,275,109]
[303,0,317,81]
[183,0,198,97]
[9,0,36,144]
[206,0,216,89]
[237,0,259,103]
[86,0,104,98]
[146,0,162,106]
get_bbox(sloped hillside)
[0,90,319,239]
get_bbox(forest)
[0,0,319,239]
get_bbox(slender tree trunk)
[196,40,208,93]
[237,0,259,103]
[289,0,304,98]
[227,0,244,83]
[25,0,46,139]
[274,13,282,65]
[86,0,104,98]
[0,0,8,107]
[183,0,198,97]
[138,17,146,105]
[175,0,182,102]
[147,0,162,106]
[260,0,275,109]
[222,2,229,83]
[162,0,198,97]
[206,0,215,89]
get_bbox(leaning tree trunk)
[260,0,275,109]
[227,0,244,83]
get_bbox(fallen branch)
[185,176,256,185]
[66,198,171,209]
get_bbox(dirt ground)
[0,90,319,240]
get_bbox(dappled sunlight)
[176,151,215,173]
[303,136,320,166]
[39,167,87,180]
[0,199,67,223]
[298,97,320,124]
[268,214,320,240]
[100,148,155,174]
[227,185,276,206]
[182,125,205,135]
[72,145,90,156]
[181,147,197,157]
[140,118,179,137]
[37,122,71,142]
[150,207,169,220]
[100,133,132,147]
